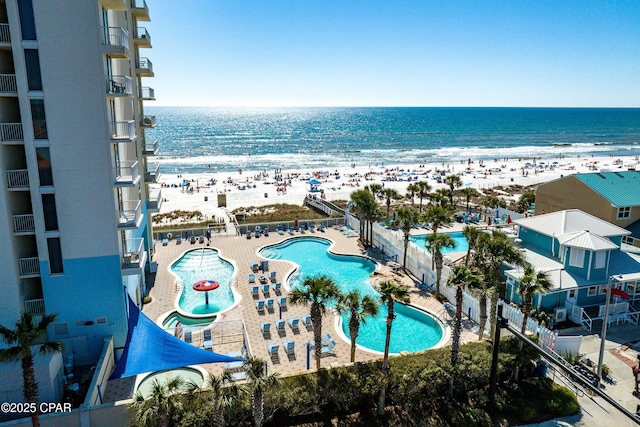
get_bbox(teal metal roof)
[576,171,640,207]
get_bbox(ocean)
[145,107,640,174]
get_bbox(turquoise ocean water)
[145,107,640,174]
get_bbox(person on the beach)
[174,320,183,339]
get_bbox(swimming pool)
[170,248,235,315]
[260,237,445,353]
[410,231,468,253]
[135,367,205,398]
[159,311,216,333]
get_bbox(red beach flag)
[610,288,631,299]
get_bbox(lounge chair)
[267,342,279,356]
[264,227,269,237]
[198,235,204,243]
[283,340,295,355]
[249,274,255,284]
[301,314,312,327]
[270,271,277,283]
[190,236,196,244]
[273,283,281,294]
[162,238,168,246]
[261,284,270,296]
[255,300,265,313]
[321,340,336,355]
[183,331,192,345]
[246,232,251,240]
[278,297,287,308]
[260,322,270,336]
[254,228,260,238]
[288,227,294,235]
[309,224,316,232]
[287,317,299,330]
[230,371,248,382]
[318,225,326,232]
[276,319,285,332]
[251,286,259,298]
[225,360,244,371]
[250,262,259,272]
[308,333,331,348]
[203,329,213,350]
[265,299,274,311]
[277,225,285,235]
[261,261,269,272]
[176,235,182,244]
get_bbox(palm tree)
[460,187,479,211]
[426,233,456,298]
[350,189,378,247]
[197,371,247,427]
[517,263,553,338]
[377,280,409,415]
[443,174,463,207]
[381,187,401,220]
[130,376,186,427]
[390,206,422,271]
[0,313,63,427]
[244,357,280,427]
[462,224,482,267]
[415,181,432,212]
[289,275,339,369]
[336,290,379,362]
[366,183,383,199]
[433,188,451,208]
[423,205,452,236]
[406,182,420,207]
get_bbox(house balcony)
[0,74,18,96]
[141,114,156,128]
[1,123,24,144]
[101,26,129,58]
[121,237,147,273]
[139,86,155,100]
[145,164,160,183]
[7,169,29,190]
[13,214,35,234]
[0,23,10,44]
[136,57,154,77]
[106,75,132,97]
[134,27,151,48]
[147,189,162,213]
[101,0,127,10]
[131,0,150,21]
[117,200,143,230]
[19,257,40,278]
[109,120,136,142]
[114,161,141,187]
[23,298,45,316]
[142,138,159,156]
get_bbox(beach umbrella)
[192,279,220,305]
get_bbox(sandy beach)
[152,154,640,221]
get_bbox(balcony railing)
[121,238,145,270]
[101,26,129,49]
[135,27,151,45]
[7,169,29,189]
[24,299,45,316]
[145,164,160,183]
[139,86,155,100]
[106,75,132,96]
[19,257,40,277]
[147,189,162,212]
[109,120,136,141]
[1,123,24,143]
[136,57,153,75]
[0,74,17,93]
[117,200,142,229]
[114,161,140,186]
[142,138,159,156]
[131,0,150,20]
[141,114,156,128]
[0,23,10,43]
[13,214,35,234]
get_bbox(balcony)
[141,114,156,128]
[109,120,136,142]
[121,238,147,272]
[1,123,24,144]
[145,164,160,183]
[19,257,40,278]
[100,0,127,10]
[134,27,151,48]
[131,0,150,21]
[101,26,129,58]
[106,75,132,97]
[139,86,155,100]
[0,74,17,95]
[117,200,142,230]
[114,161,140,187]
[13,214,35,234]
[142,138,159,156]
[0,23,10,44]
[147,189,162,213]
[136,57,154,77]
[24,299,45,316]
[7,169,29,190]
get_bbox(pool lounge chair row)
[255,297,287,312]
[262,317,300,334]
[183,329,213,350]
[267,340,295,356]
[251,283,281,297]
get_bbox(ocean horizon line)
[148,105,640,110]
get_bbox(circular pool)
[135,367,205,398]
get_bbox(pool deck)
[104,225,485,402]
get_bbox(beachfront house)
[534,171,640,248]
[502,210,640,331]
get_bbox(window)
[47,237,63,274]
[30,99,48,139]
[588,286,597,296]
[17,0,37,40]
[568,289,576,299]
[629,284,637,295]
[617,206,631,220]
[599,285,607,295]
[594,251,606,269]
[41,194,58,231]
[36,147,53,186]
[24,49,43,90]
[569,248,584,267]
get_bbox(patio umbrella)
[193,279,220,305]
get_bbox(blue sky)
[146,1,639,107]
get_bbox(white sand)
[152,155,640,221]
